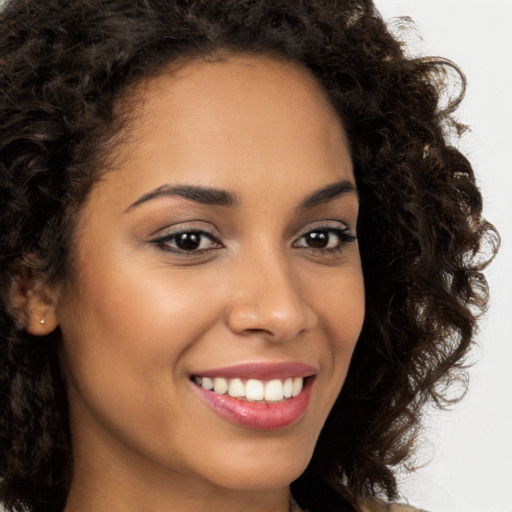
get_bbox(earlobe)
[25,295,59,335]
[9,272,60,336]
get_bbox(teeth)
[283,378,293,398]
[228,378,245,398]
[213,377,228,395]
[202,377,213,391]
[245,379,264,401]
[195,376,305,402]
[292,377,303,397]
[264,379,283,401]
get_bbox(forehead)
[136,54,339,122]
[90,54,353,211]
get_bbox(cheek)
[315,262,365,333]
[308,262,365,377]
[60,252,220,357]
[56,263,225,457]
[56,253,225,426]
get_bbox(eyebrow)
[125,178,357,213]
[297,179,358,210]
[125,184,238,212]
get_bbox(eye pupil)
[175,233,201,251]
[306,231,329,248]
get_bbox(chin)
[187,439,315,492]
[209,461,308,492]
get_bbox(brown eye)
[175,232,202,251]
[153,230,222,253]
[304,231,330,248]
[294,226,356,252]
[296,229,343,250]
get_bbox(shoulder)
[388,505,429,512]
[358,500,429,512]
[291,496,428,512]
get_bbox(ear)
[9,269,60,336]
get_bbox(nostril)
[226,299,318,341]
[225,273,318,340]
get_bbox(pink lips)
[196,362,316,380]
[191,362,316,430]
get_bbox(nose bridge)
[226,240,317,340]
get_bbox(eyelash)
[151,224,356,257]
[293,225,356,254]
[152,228,223,255]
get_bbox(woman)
[0,1,498,511]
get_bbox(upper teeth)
[194,376,304,402]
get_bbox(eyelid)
[292,221,357,251]
[148,219,356,257]
[149,222,224,254]
[155,230,221,247]
[294,220,353,239]
[148,219,220,238]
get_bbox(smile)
[193,376,304,402]
[190,363,316,430]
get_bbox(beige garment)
[388,505,427,512]
[359,502,428,512]
[290,495,426,512]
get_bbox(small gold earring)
[40,316,46,325]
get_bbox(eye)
[293,226,356,251]
[153,230,222,253]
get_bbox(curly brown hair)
[0,1,498,511]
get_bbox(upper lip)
[191,362,317,380]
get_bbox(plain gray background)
[373,1,512,511]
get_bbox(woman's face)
[53,56,365,500]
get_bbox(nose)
[226,250,318,342]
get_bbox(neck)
[65,483,291,512]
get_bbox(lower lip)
[193,379,313,430]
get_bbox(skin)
[32,55,365,512]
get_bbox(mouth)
[190,363,316,430]
[192,375,306,403]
